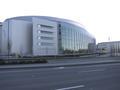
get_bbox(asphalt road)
[0,63,120,90]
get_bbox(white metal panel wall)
[0,23,2,54]
[1,21,9,55]
[32,17,58,56]
[10,20,32,56]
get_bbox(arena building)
[0,16,96,57]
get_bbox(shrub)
[0,60,5,65]
[0,58,48,65]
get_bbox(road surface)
[0,63,120,90]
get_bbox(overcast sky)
[0,0,120,43]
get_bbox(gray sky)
[0,0,120,43]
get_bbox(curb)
[0,61,120,70]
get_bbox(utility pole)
[108,36,110,42]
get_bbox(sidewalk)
[0,57,120,70]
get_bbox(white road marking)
[53,67,65,70]
[81,69,105,73]
[56,85,85,90]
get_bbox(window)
[41,36,53,40]
[41,42,54,46]
[58,24,61,28]
[40,24,54,29]
[41,30,53,34]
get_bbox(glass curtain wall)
[60,23,95,55]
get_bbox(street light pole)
[8,20,9,59]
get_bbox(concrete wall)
[32,17,58,56]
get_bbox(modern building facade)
[0,22,2,54]
[97,41,120,56]
[0,16,96,57]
